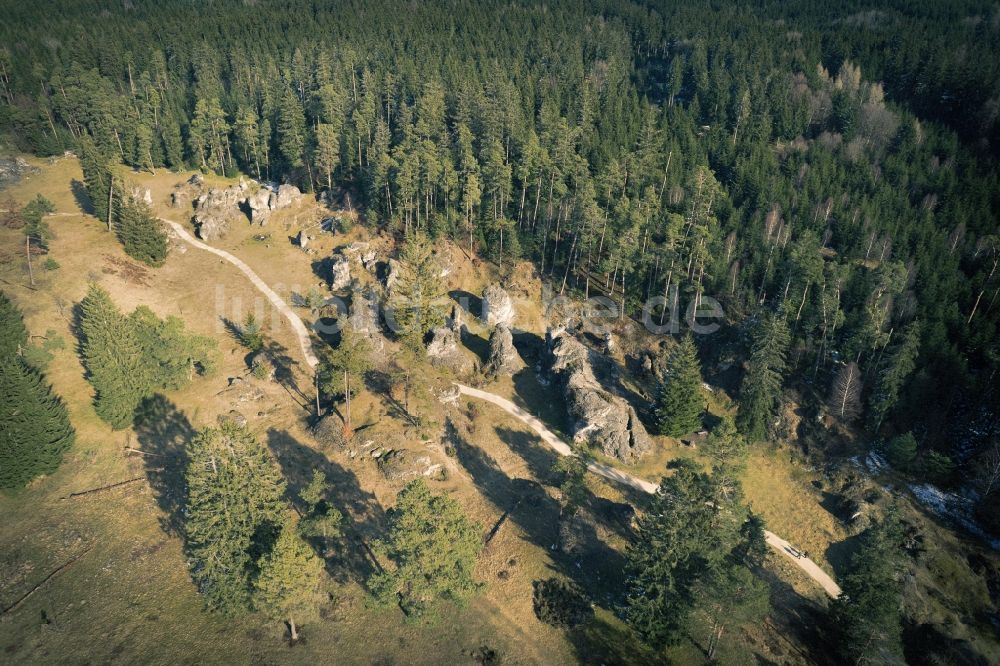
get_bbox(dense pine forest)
[3,0,1000,494]
[2,1,1000,662]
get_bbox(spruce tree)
[254,521,327,640]
[185,422,286,614]
[655,335,704,436]
[386,233,448,349]
[0,356,74,488]
[624,459,767,652]
[828,511,906,664]
[370,479,481,615]
[0,291,28,358]
[130,306,218,388]
[78,284,152,429]
[115,191,167,267]
[737,312,790,441]
[79,136,114,225]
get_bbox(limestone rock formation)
[244,188,272,225]
[192,184,244,241]
[348,286,384,352]
[426,318,475,374]
[272,183,302,209]
[482,282,514,327]
[329,254,352,290]
[547,329,652,462]
[384,258,401,294]
[487,323,521,376]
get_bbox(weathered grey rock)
[330,254,352,290]
[426,323,475,374]
[218,409,248,428]
[426,325,460,358]
[0,156,38,188]
[547,330,652,462]
[170,190,189,208]
[487,323,521,376]
[482,283,514,327]
[349,287,384,352]
[249,352,275,380]
[132,187,153,206]
[188,173,204,187]
[192,184,245,241]
[384,258,401,294]
[377,449,442,481]
[361,250,378,270]
[271,183,302,210]
[297,229,309,249]
[245,188,271,225]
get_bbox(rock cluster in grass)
[177,174,305,240]
[546,328,652,462]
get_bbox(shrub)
[531,578,593,629]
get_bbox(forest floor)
[0,155,996,665]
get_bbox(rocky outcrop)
[0,156,38,188]
[384,258,401,294]
[131,187,153,206]
[183,176,304,237]
[329,254,352,290]
[244,187,271,225]
[272,184,301,209]
[547,329,652,462]
[349,286,384,352]
[377,449,443,481]
[249,351,275,380]
[192,184,245,241]
[311,414,347,449]
[487,323,521,376]
[482,283,514,327]
[427,317,475,374]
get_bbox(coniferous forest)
[2,0,1000,663]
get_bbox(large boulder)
[349,286,384,353]
[271,183,302,210]
[427,321,475,374]
[482,283,515,327]
[329,254,352,290]
[487,323,521,376]
[384,258,402,295]
[192,185,244,241]
[244,188,272,225]
[547,330,652,462]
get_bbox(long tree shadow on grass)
[133,394,197,537]
[447,418,627,604]
[266,428,386,585]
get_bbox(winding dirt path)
[454,383,843,599]
[160,218,319,368]
[156,222,841,599]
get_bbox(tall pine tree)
[0,357,74,488]
[0,291,28,358]
[115,190,167,267]
[185,422,287,614]
[78,284,152,429]
[370,479,481,615]
[655,335,704,436]
[254,520,327,640]
[737,311,790,441]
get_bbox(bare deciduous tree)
[829,361,863,421]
